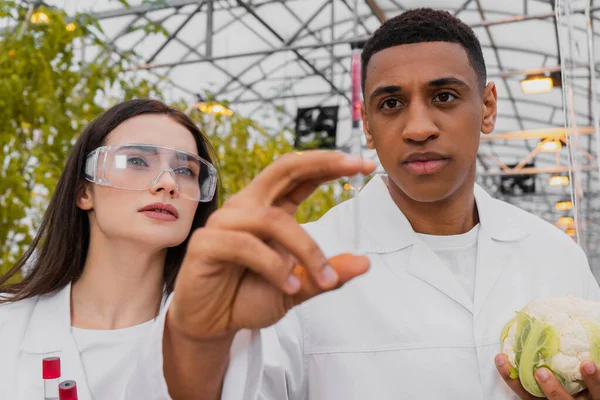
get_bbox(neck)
[71,230,166,330]
[386,174,479,236]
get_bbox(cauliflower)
[501,295,600,397]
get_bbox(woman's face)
[78,114,201,250]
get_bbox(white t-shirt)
[71,320,154,399]
[417,224,480,301]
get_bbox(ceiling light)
[520,71,562,95]
[538,139,562,152]
[549,174,569,186]
[193,101,233,116]
[558,216,574,227]
[555,199,573,211]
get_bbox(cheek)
[92,186,135,212]
[180,200,200,225]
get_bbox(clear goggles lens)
[84,144,217,202]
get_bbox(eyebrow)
[369,85,401,103]
[124,145,159,154]
[428,77,470,90]
[174,152,200,163]
[368,77,471,103]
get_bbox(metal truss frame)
[82,0,600,270]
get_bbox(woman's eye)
[127,157,148,167]
[175,167,195,177]
[434,93,456,103]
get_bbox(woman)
[0,98,219,399]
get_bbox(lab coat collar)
[358,175,528,254]
[473,184,529,242]
[19,282,169,354]
[20,283,71,354]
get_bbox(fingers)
[188,228,370,297]
[291,253,370,305]
[187,228,300,295]
[581,361,600,399]
[207,207,337,289]
[227,151,375,208]
[495,354,536,399]
[535,368,575,400]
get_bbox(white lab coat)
[126,175,600,400]
[5,175,599,400]
[0,283,166,400]
[212,175,600,400]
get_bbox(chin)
[138,231,188,249]
[396,178,458,203]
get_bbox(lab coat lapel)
[359,176,473,313]
[472,233,516,318]
[472,185,528,318]
[356,178,528,318]
[18,283,93,400]
[405,243,474,313]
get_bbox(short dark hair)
[362,8,486,92]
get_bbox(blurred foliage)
[180,100,351,224]
[0,0,161,275]
[0,0,350,279]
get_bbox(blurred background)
[1,0,599,279]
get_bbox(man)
[126,8,600,400]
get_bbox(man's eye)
[434,93,456,103]
[381,99,400,109]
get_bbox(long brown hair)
[0,99,218,302]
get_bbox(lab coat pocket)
[16,351,62,400]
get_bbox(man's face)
[362,41,497,203]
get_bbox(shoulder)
[0,295,39,330]
[488,196,586,267]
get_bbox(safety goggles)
[84,144,217,202]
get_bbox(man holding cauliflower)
[125,7,600,400]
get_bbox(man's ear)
[362,102,375,149]
[481,81,498,135]
[76,184,94,211]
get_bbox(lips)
[138,203,179,218]
[402,152,450,175]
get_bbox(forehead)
[365,41,478,93]
[105,114,199,156]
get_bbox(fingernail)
[284,274,301,293]
[320,265,339,286]
[535,368,550,382]
[495,355,505,367]
[584,362,596,375]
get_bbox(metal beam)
[481,126,595,141]
[454,0,474,17]
[474,0,526,133]
[145,3,205,64]
[365,0,385,23]
[91,0,204,20]
[232,0,349,102]
[206,0,214,56]
[129,38,567,71]
[480,165,596,176]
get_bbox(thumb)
[495,354,536,400]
